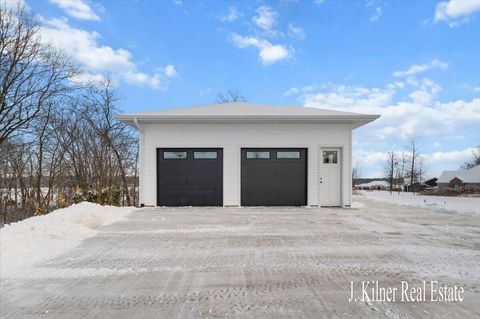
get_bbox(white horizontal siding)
[139,123,351,207]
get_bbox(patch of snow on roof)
[437,165,480,184]
[464,165,480,183]
[357,180,390,187]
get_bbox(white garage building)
[118,102,379,207]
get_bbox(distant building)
[406,182,428,192]
[424,178,437,187]
[437,165,480,189]
[356,180,389,190]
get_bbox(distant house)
[406,182,428,192]
[437,165,480,189]
[424,178,437,187]
[356,180,389,190]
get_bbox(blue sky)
[6,0,480,178]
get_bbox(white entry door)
[320,148,341,206]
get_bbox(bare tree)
[0,5,141,222]
[352,167,361,188]
[395,152,406,193]
[461,146,480,169]
[0,136,32,223]
[407,139,420,192]
[80,79,135,206]
[385,151,398,194]
[216,89,246,103]
[30,99,73,214]
[417,158,425,183]
[0,5,77,145]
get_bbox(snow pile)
[359,190,480,216]
[350,201,365,209]
[0,202,135,278]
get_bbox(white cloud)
[252,6,278,34]
[284,84,322,96]
[219,7,240,23]
[287,23,305,39]
[430,147,478,162]
[227,5,300,64]
[365,0,384,22]
[474,86,480,92]
[69,72,106,85]
[434,0,480,26]
[408,78,441,105]
[292,80,480,141]
[2,0,26,8]
[353,150,389,172]
[409,90,432,105]
[230,33,292,65]
[370,7,382,22]
[172,0,182,5]
[49,0,100,21]
[393,59,448,77]
[39,18,174,89]
[314,0,325,5]
[164,65,176,78]
[0,0,30,10]
[302,85,395,109]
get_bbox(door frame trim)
[319,146,343,207]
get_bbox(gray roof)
[437,165,480,184]
[437,170,464,184]
[356,180,390,187]
[117,102,380,128]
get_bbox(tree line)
[384,140,425,194]
[461,146,480,169]
[383,143,480,194]
[0,5,138,223]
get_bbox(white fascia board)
[116,114,380,129]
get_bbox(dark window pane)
[246,151,270,159]
[194,151,217,159]
[277,151,300,159]
[163,151,187,159]
[323,151,337,164]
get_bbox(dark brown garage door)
[157,148,223,206]
[241,148,307,206]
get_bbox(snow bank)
[351,201,365,209]
[0,202,135,278]
[359,190,480,216]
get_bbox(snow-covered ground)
[1,203,479,318]
[359,190,480,216]
[0,202,136,277]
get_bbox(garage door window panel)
[163,151,187,159]
[277,151,301,159]
[194,151,218,159]
[246,151,270,159]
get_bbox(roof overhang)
[116,114,380,130]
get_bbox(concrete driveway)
[1,200,480,318]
